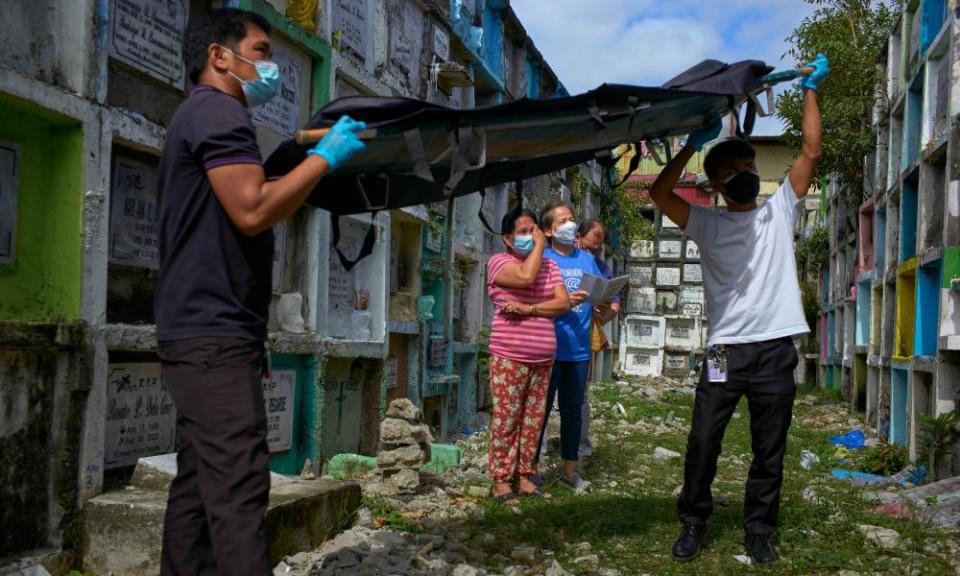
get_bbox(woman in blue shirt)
[535,200,601,491]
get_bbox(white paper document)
[579,272,629,305]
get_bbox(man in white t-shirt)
[649,54,829,564]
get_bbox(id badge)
[706,346,727,383]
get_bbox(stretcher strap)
[477,188,498,235]
[443,126,474,198]
[404,128,435,183]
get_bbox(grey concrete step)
[81,455,361,576]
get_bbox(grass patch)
[363,496,422,533]
[460,381,957,575]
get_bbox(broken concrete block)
[390,468,421,493]
[386,398,423,422]
[856,524,900,549]
[653,447,681,460]
[381,417,433,445]
[377,444,427,469]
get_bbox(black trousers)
[158,337,272,576]
[677,336,799,536]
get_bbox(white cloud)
[511,0,821,135]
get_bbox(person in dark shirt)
[155,9,366,575]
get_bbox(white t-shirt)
[685,178,810,346]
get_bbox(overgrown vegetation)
[919,410,960,481]
[778,0,900,208]
[796,224,829,323]
[860,442,910,476]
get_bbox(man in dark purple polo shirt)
[155,9,365,575]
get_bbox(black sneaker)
[745,532,778,564]
[671,522,707,562]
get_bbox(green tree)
[778,0,900,206]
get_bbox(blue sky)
[511,0,821,135]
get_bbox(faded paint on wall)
[0,94,84,323]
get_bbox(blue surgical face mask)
[512,234,534,256]
[225,48,281,107]
[553,221,578,245]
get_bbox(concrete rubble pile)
[271,520,587,576]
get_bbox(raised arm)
[648,122,720,230]
[788,53,829,199]
[492,227,548,288]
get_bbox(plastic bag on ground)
[827,429,865,450]
[800,449,820,470]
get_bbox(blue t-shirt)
[545,246,603,362]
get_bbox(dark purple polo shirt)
[155,85,273,342]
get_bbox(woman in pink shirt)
[486,208,571,505]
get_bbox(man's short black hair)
[703,139,756,180]
[501,208,539,235]
[183,8,272,85]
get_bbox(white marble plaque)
[632,323,653,337]
[685,240,701,260]
[665,354,686,369]
[391,30,413,72]
[0,142,20,264]
[681,285,705,306]
[629,287,656,314]
[682,303,703,316]
[329,220,362,314]
[109,158,160,269]
[630,266,653,285]
[334,0,369,59]
[104,363,176,469]
[433,25,450,60]
[262,369,295,453]
[109,0,188,88]
[671,326,690,338]
[252,47,304,138]
[658,239,682,259]
[656,266,681,286]
[683,263,702,283]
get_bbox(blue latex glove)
[688,120,722,152]
[307,115,367,172]
[800,53,830,91]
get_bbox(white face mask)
[553,221,577,245]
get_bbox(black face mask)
[722,170,761,204]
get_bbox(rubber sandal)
[519,487,553,500]
[559,474,591,492]
[527,473,547,487]
[494,491,520,506]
